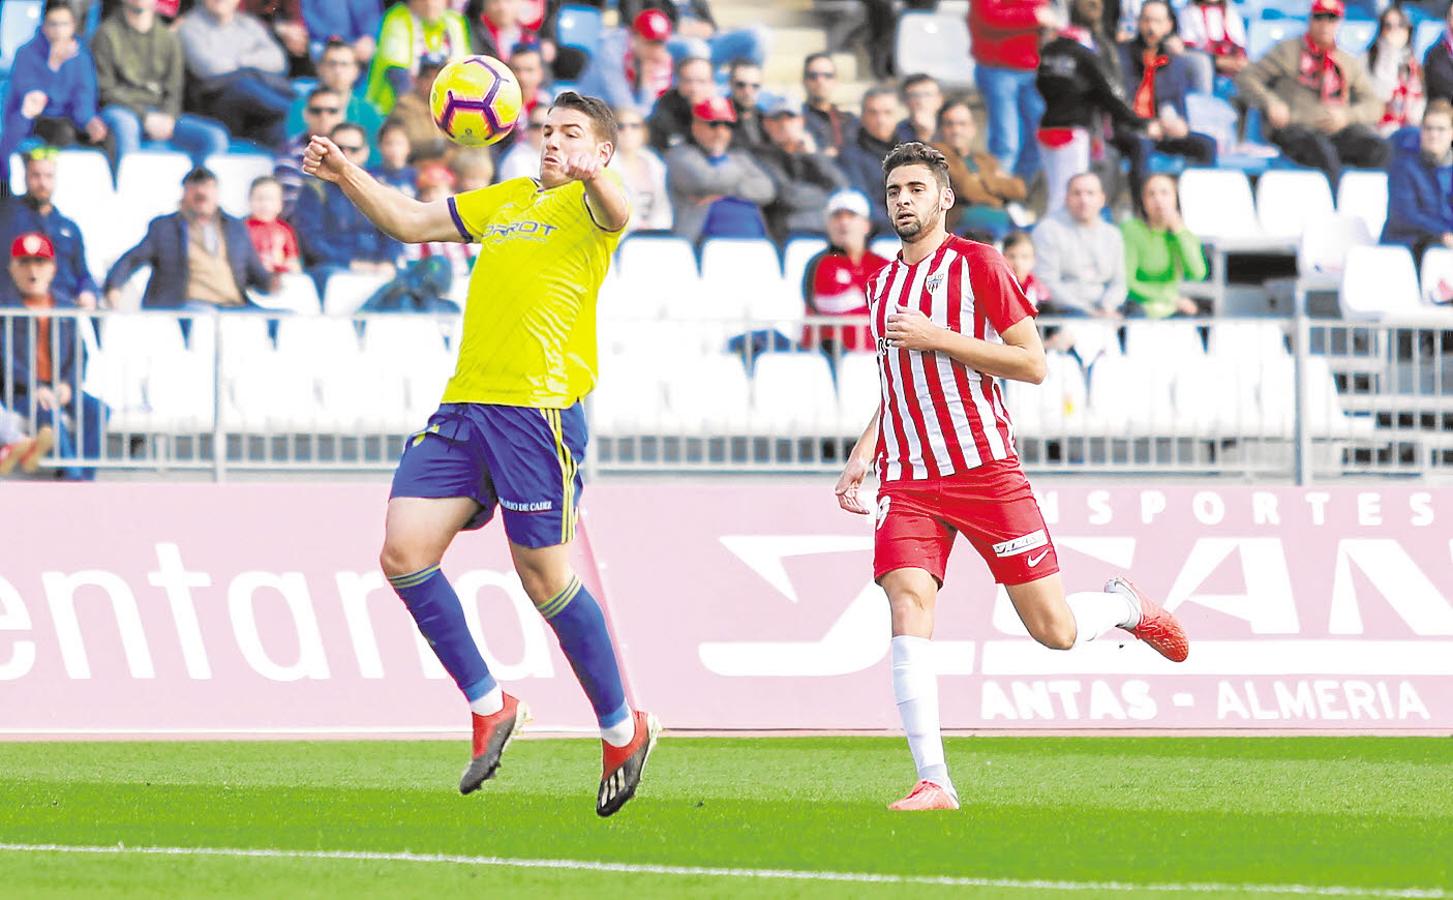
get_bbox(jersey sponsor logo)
[876,335,891,356]
[499,498,554,512]
[875,495,892,529]
[991,529,1048,558]
[478,220,559,241]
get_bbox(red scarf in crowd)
[1133,46,1170,118]
[1299,33,1346,103]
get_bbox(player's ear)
[941,184,955,212]
[598,140,615,166]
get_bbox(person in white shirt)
[607,106,672,231]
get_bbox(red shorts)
[873,458,1060,586]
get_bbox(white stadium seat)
[224,351,318,433]
[783,237,828,289]
[835,352,881,434]
[894,11,973,86]
[1336,170,1388,239]
[1257,169,1335,242]
[207,153,277,218]
[661,353,751,434]
[1297,214,1372,284]
[317,357,411,433]
[1012,351,1086,435]
[322,272,389,315]
[251,272,322,315]
[1247,19,1304,60]
[275,316,362,368]
[362,316,450,360]
[592,353,666,435]
[616,235,698,321]
[1208,319,1290,366]
[115,151,192,226]
[1418,247,1453,308]
[698,238,782,322]
[1416,20,1444,57]
[1339,245,1421,320]
[750,354,839,436]
[1085,355,1175,434]
[1123,321,1204,365]
[1179,169,1260,244]
[143,352,217,432]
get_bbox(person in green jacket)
[364,0,472,116]
[1120,173,1207,318]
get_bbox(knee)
[378,536,435,580]
[516,563,573,608]
[887,586,934,617]
[1030,618,1077,651]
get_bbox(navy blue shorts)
[390,402,587,548]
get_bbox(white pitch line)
[0,843,1444,898]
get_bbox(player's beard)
[893,204,941,241]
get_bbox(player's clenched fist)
[885,306,944,352]
[561,151,603,182]
[302,135,348,182]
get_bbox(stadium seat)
[1297,214,1372,285]
[661,353,751,434]
[749,353,839,436]
[1123,321,1205,365]
[835,352,880,434]
[555,4,603,55]
[1247,19,1305,60]
[0,0,40,75]
[1336,170,1388,240]
[316,356,411,433]
[101,312,188,360]
[322,272,389,315]
[1184,95,1238,156]
[1085,356,1175,434]
[592,353,666,435]
[1063,321,1121,367]
[251,272,322,315]
[616,235,698,320]
[1415,20,1443,57]
[1339,245,1421,320]
[1208,319,1290,365]
[207,153,277,219]
[1335,19,1375,53]
[783,236,828,288]
[1170,356,1246,434]
[142,352,217,432]
[224,351,319,432]
[275,316,362,368]
[190,313,274,375]
[1016,351,1087,435]
[1255,355,1369,437]
[1178,168,1261,244]
[698,238,782,322]
[1417,246,1453,307]
[405,350,454,425]
[362,316,450,360]
[1256,169,1335,241]
[115,151,192,225]
[893,11,973,86]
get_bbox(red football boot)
[1106,576,1190,662]
[459,693,530,794]
[597,711,661,817]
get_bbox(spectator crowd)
[1,0,1452,477]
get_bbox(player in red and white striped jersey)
[833,143,1190,813]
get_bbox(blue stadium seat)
[1415,21,1444,58]
[1247,19,1305,60]
[556,5,603,56]
[0,0,40,75]
[1336,20,1376,54]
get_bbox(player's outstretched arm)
[563,152,630,232]
[835,410,880,515]
[302,135,463,244]
[885,309,1047,385]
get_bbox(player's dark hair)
[249,174,281,194]
[1001,230,1034,254]
[550,92,618,147]
[881,142,950,192]
[936,94,973,128]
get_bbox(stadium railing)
[0,308,1448,482]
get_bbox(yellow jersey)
[442,176,626,409]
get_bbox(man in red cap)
[663,96,775,242]
[1236,0,1388,181]
[577,8,676,113]
[0,232,108,480]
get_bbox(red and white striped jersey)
[867,235,1037,483]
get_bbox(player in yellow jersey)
[302,93,659,817]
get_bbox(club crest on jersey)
[925,273,944,293]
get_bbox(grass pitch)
[0,736,1448,898]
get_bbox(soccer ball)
[429,55,523,147]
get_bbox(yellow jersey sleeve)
[447,179,529,242]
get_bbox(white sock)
[469,685,504,716]
[891,635,955,797]
[601,713,636,747]
[1066,591,1141,646]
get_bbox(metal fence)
[1,307,1449,482]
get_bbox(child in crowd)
[1003,231,1048,309]
[408,162,475,287]
[451,147,495,191]
[245,176,301,274]
[371,121,418,198]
